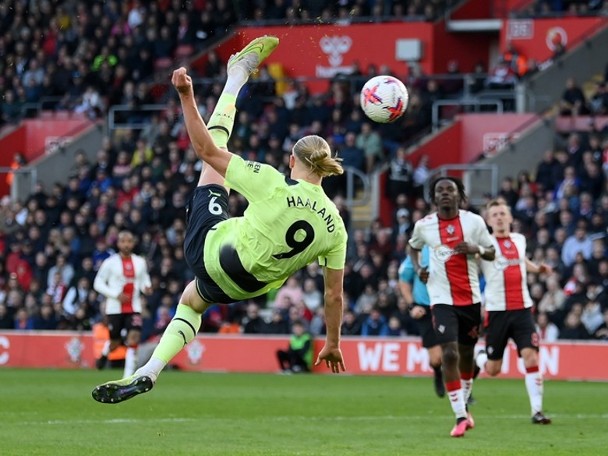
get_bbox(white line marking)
[14,413,608,426]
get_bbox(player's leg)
[432,304,468,437]
[122,315,143,378]
[277,349,290,371]
[92,281,211,404]
[456,303,482,431]
[419,310,444,397]
[195,35,279,189]
[475,311,511,376]
[96,314,125,370]
[512,309,551,424]
[428,345,445,398]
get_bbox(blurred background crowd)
[0,0,607,344]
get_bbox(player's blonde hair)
[293,135,343,177]
[486,197,510,211]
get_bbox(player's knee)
[181,280,210,314]
[126,332,140,346]
[485,362,501,376]
[521,348,539,367]
[442,344,459,366]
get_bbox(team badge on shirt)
[446,225,455,235]
[503,240,512,249]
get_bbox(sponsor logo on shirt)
[433,245,455,263]
[493,256,522,271]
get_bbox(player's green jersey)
[203,155,348,301]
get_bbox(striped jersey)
[480,233,533,311]
[408,210,493,306]
[93,254,151,314]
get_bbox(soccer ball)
[359,75,409,123]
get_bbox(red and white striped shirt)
[480,233,533,311]
[409,210,493,306]
[93,253,151,315]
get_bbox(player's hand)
[416,266,429,284]
[172,67,193,96]
[143,286,153,296]
[409,305,426,319]
[314,345,346,373]
[118,293,130,303]
[538,263,553,275]
[454,242,478,255]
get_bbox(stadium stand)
[0,0,607,344]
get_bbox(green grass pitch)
[1,368,606,455]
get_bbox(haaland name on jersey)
[286,195,336,232]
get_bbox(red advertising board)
[501,17,607,63]
[0,115,94,164]
[206,23,491,95]
[0,115,94,196]
[406,113,538,169]
[1,331,608,381]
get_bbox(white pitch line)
[13,413,608,426]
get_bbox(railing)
[423,164,499,207]
[432,98,504,131]
[344,166,371,208]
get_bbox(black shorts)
[431,303,481,346]
[484,308,539,360]
[415,306,440,349]
[107,313,143,340]
[184,185,235,304]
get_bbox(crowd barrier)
[1,331,607,381]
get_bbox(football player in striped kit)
[408,177,495,437]
[93,230,152,378]
[476,198,552,425]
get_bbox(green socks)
[150,304,201,364]
[207,93,237,149]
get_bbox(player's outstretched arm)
[525,258,552,275]
[315,267,346,373]
[172,67,233,176]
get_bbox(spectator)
[559,310,590,340]
[486,58,517,89]
[276,320,313,373]
[341,309,362,336]
[561,220,594,267]
[242,302,267,334]
[537,275,566,316]
[356,122,384,173]
[593,310,608,340]
[386,146,414,199]
[361,306,389,336]
[62,277,92,317]
[559,77,589,116]
[536,312,559,342]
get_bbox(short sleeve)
[224,155,286,202]
[318,227,347,270]
[408,220,425,250]
[399,257,415,283]
[474,214,494,248]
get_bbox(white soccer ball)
[359,75,409,123]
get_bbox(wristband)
[478,245,486,256]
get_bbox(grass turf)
[0,368,606,455]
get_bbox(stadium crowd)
[0,1,607,344]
